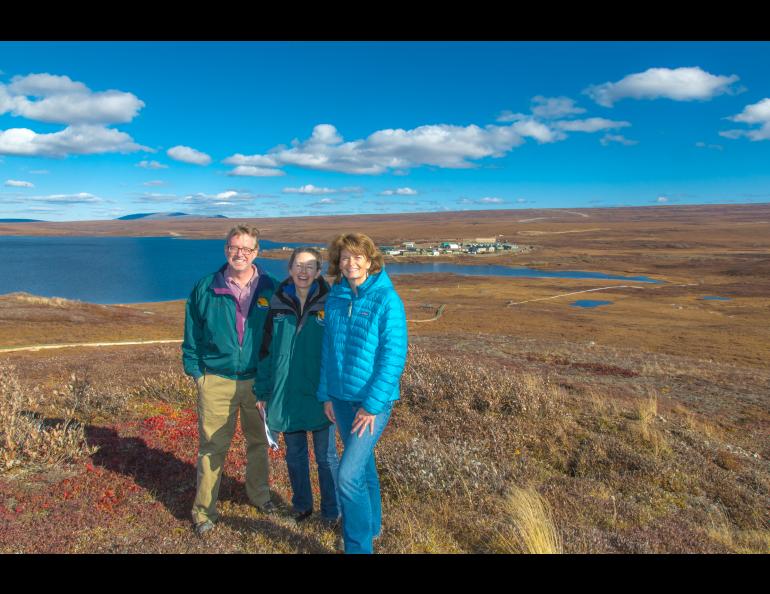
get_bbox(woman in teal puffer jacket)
[317,233,408,554]
[254,247,339,524]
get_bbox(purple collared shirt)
[225,264,259,345]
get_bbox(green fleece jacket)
[253,277,330,433]
[182,263,277,380]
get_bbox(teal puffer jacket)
[316,269,408,415]
[182,263,277,380]
[253,277,331,433]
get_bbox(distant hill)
[0,218,45,223]
[116,212,228,221]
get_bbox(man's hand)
[256,400,266,419]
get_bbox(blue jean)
[331,398,393,554]
[283,425,340,520]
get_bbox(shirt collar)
[225,264,258,288]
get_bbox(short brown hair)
[225,225,260,248]
[327,233,384,282]
[288,247,323,271]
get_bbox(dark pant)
[283,425,340,520]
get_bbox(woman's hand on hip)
[324,401,336,424]
[351,408,376,437]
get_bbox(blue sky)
[1,41,769,221]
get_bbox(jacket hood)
[276,275,330,302]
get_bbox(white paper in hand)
[258,405,280,451]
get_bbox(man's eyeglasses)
[227,245,257,256]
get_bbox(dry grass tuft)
[52,370,130,423]
[635,391,657,436]
[585,387,619,417]
[496,485,563,554]
[0,365,95,472]
[131,368,197,406]
[673,404,724,441]
[707,506,736,550]
[402,344,562,419]
[630,391,669,457]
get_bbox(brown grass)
[1,343,769,553]
[0,365,95,472]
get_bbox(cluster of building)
[381,237,519,257]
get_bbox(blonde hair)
[225,225,260,248]
[327,233,384,282]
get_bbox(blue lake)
[571,300,614,308]
[0,236,661,304]
[701,296,732,301]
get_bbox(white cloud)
[283,184,337,195]
[167,145,211,166]
[8,73,88,96]
[1,73,144,125]
[555,118,630,133]
[138,160,168,169]
[722,98,770,141]
[222,153,279,167]
[227,165,285,177]
[183,191,255,207]
[27,192,103,204]
[695,141,724,151]
[510,119,565,143]
[730,97,770,124]
[496,110,527,123]
[600,134,638,146]
[0,125,149,157]
[225,122,527,176]
[718,129,745,140]
[380,187,418,196]
[656,196,669,203]
[4,179,34,188]
[222,113,635,176]
[531,96,586,119]
[135,193,180,203]
[459,196,504,205]
[498,97,585,123]
[585,67,739,107]
[28,169,49,174]
[306,197,340,209]
[143,180,166,186]
[0,73,148,159]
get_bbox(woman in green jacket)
[253,247,339,523]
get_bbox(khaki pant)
[192,373,270,524]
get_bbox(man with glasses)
[182,225,278,537]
